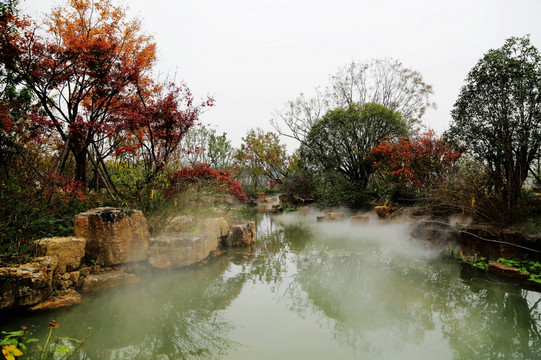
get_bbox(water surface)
[3,211,541,359]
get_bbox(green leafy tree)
[237,128,293,187]
[449,35,541,222]
[179,126,235,170]
[301,103,407,206]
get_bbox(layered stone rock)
[34,237,86,275]
[81,270,139,293]
[460,225,541,261]
[29,288,82,311]
[225,222,256,247]
[0,263,52,309]
[148,233,219,269]
[487,262,530,280]
[74,207,150,266]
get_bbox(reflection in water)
[5,256,245,360]
[2,211,540,359]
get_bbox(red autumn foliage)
[0,0,158,186]
[43,173,86,201]
[168,163,247,202]
[370,130,463,188]
[112,82,213,179]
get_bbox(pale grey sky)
[21,0,541,151]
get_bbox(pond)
[2,210,541,359]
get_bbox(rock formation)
[74,207,150,266]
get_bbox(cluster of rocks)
[0,207,255,311]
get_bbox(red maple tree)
[370,130,463,189]
[0,0,157,187]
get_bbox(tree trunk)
[73,149,87,188]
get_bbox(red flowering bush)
[168,163,247,202]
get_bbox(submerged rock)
[148,233,219,269]
[350,215,369,224]
[74,207,150,266]
[326,212,345,221]
[81,270,139,293]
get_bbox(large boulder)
[0,262,52,309]
[74,207,150,266]
[148,232,219,269]
[224,222,256,247]
[34,237,86,275]
[81,270,139,293]
[199,217,229,242]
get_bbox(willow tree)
[449,36,541,222]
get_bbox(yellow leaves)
[2,345,23,360]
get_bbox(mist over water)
[3,210,541,359]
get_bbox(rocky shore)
[0,207,255,311]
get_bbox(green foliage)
[496,258,541,284]
[315,171,370,208]
[0,322,90,360]
[276,204,297,213]
[300,103,406,208]
[0,172,104,265]
[237,128,292,187]
[302,103,407,189]
[462,254,541,284]
[449,35,541,223]
[179,126,235,170]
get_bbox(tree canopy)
[0,0,210,189]
[449,35,541,221]
[301,103,407,190]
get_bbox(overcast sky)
[21,0,541,151]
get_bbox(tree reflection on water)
[248,213,541,359]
